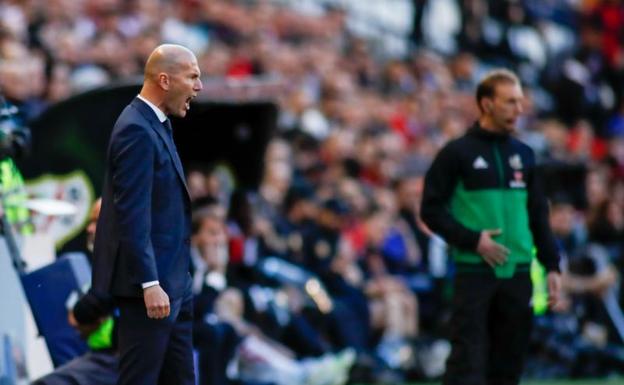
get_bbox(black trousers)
[116,291,194,385]
[443,271,533,385]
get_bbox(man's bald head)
[144,44,196,82]
[139,44,202,117]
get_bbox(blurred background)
[1,0,624,384]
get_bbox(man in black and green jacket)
[421,69,561,385]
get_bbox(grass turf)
[355,380,622,385]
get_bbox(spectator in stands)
[549,195,587,260]
[191,200,355,385]
[191,203,241,385]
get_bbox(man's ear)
[158,73,170,90]
[483,99,493,113]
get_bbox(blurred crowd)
[3,0,624,383]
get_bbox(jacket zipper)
[493,143,507,250]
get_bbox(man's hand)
[144,285,170,319]
[476,229,509,267]
[547,271,563,311]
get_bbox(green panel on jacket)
[450,182,534,278]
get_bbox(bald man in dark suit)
[92,44,202,385]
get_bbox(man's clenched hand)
[144,285,170,319]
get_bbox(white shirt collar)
[137,94,167,123]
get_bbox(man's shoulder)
[112,102,154,137]
[115,100,146,126]
[509,136,536,157]
[450,133,472,146]
[438,134,472,155]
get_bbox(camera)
[0,93,31,160]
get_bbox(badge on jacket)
[509,154,523,170]
[510,171,526,188]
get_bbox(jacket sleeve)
[526,154,560,272]
[420,142,481,251]
[110,123,158,284]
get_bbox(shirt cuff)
[142,280,159,289]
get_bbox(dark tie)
[163,119,183,172]
[163,119,174,142]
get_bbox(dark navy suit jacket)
[92,97,192,300]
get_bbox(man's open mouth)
[185,95,195,110]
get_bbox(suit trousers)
[443,271,533,385]
[116,291,194,385]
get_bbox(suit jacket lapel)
[131,98,191,199]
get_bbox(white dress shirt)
[136,94,168,290]
[137,94,167,123]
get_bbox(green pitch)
[357,380,621,385]
[522,380,618,385]
[521,381,621,385]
